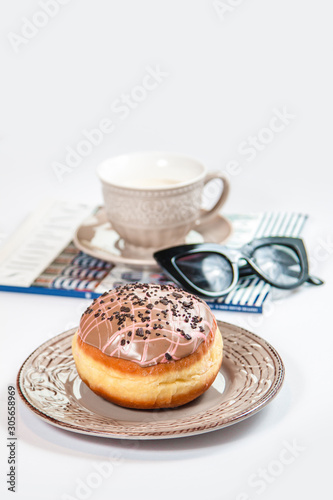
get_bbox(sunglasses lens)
[175,252,233,293]
[251,244,302,286]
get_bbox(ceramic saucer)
[74,207,232,268]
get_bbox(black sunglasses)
[154,237,324,299]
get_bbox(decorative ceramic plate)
[17,321,284,440]
[73,207,232,268]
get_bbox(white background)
[1,1,333,499]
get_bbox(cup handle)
[196,172,229,226]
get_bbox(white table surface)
[1,2,333,499]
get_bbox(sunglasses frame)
[154,237,311,298]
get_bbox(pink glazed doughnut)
[72,283,223,409]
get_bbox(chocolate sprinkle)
[120,306,130,312]
[136,328,144,337]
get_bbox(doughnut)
[72,283,223,409]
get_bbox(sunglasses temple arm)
[307,275,324,286]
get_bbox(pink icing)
[78,283,216,367]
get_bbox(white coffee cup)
[97,152,229,249]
